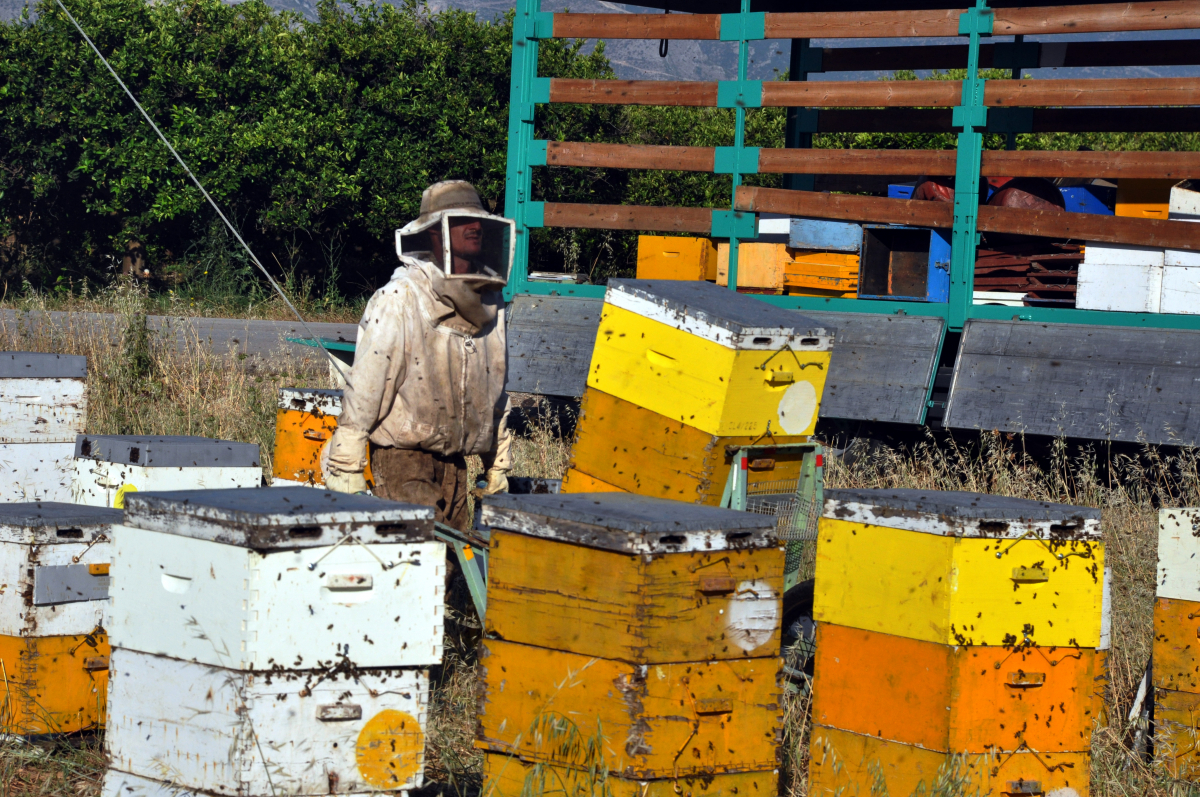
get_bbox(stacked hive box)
[1163,180,1199,314]
[72,435,261,507]
[477,492,783,797]
[0,503,119,734]
[715,243,859,298]
[810,489,1104,797]
[1153,507,1200,779]
[636,236,718,281]
[561,279,833,503]
[0,352,87,502]
[272,388,373,487]
[101,488,444,797]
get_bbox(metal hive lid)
[0,352,87,379]
[481,493,777,554]
[74,435,261,468]
[605,279,834,350]
[0,502,120,529]
[123,487,435,548]
[824,488,1102,539]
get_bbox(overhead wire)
[51,0,353,388]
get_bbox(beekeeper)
[323,181,512,529]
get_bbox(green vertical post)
[726,0,753,293]
[948,0,992,330]
[502,0,542,302]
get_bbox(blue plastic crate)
[888,183,916,200]
[1059,185,1115,215]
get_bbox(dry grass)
[2,297,1198,796]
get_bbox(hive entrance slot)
[658,534,686,546]
[753,337,771,345]
[288,526,322,539]
[56,528,83,539]
[978,521,1010,535]
[375,523,410,536]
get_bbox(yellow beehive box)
[561,466,626,493]
[271,388,372,487]
[1153,596,1200,692]
[588,280,834,437]
[564,387,810,505]
[476,639,780,778]
[814,489,1104,647]
[1115,178,1177,219]
[1154,688,1200,779]
[483,752,775,797]
[480,493,783,663]
[636,236,718,281]
[0,631,109,735]
[809,726,1090,797]
[813,623,1097,754]
[716,243,859,298]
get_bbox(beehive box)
[565,387,810,504]
[636,235,718,281]
[108,488,444,669]
[1077,243,1165,313]
[1153,597,1200,692]
[809,726,1090,797]
[482,753,775,797]
[1153,687,1200,780]
[1163,181,1200,311]
[476,638,781,778]
[812,623,1097,754]
[561,467,626,493]
[588,280,834,438]
[0,503,120,734]
[104,647,429,796]
[1115,177,1176,219]
[715,243,859,297]
[72,435,263,507]
[0,353,87,502]
[272,388,375,487]
[481,493,782,663]
[1156,507,1200,602]
[814,489,1104,647]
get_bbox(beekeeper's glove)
[482,468,509,496]
[326,468,369,495]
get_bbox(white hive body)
[108,488,444,670]
[0,353,87,502]
[72,436,263,507]
[104,648,429,797]
[1157,507,1200,601]
[0,503,121,637]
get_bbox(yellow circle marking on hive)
[356,709,424,788]
[113,484,138,509]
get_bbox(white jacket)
[326,257,511,474]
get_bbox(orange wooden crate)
[1155,687,1200,780]
[271,390,372,487]
[561,466,626,493]
[1154,596,1200,693]
[813,623,1096,754]
[483,752,775,797]
[810,726,1091,797]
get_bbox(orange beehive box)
[271,388,371,487]
[1154,687,1200,780]
[564,387,809,505]
[476,638,781,778]
[1154,596,1200,693]
[560,466,626,493]
[636,236,718,281]
[809,726,1090,797]
[0,631,109,735]
[716,243,858,297]
[812,623,1097,754]
[1115,178,1176,219]
[483,752,775,797]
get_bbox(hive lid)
[481,493,778,554]
[74,435,261,468]
[605,279,835,351]
[824,488,1102,539]
[123,487,435,548]
[0,352,87,379]
[0,502,120,543]
[278,387,343,415]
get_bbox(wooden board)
[809,107,1200,134]
[552,13,721,40]
[813,623,1097,754]
[986,77,1200,107]
[476,639,781,778]
[761,79,960,108]
[813,517,1105,648]
[735,187,953,228]
[1157,507,1200,602]
[542,202,713,233]
[763,9,961,39]
[565,387,810,505]
[549,79,717,107]
[943,320,1200,447]
[482,753,777,797]
[792,311,943,425]
[810,726,1092,797]
[484,529,785,663]
[820,39,1200,73]
[547,142,714,172]
[505,294,602,398]
[997,0,1200,35]
[1153,597,1200,693]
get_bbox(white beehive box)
[0,503,120,637]
[72,435,263,507]
[1077,243,1165,313]
[0,353,87,502]
[109,487,444,669]
[103,647,429,797]
[1163,181,1200,310]
[1157,507,1200,601]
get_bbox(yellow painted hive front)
[272,388,372,487]
[814,489,1104,648]
[1154,596,1200,693]
[587,280,834,438]
[0,631,109,735]
[1154,688,1200,779]
[476,639,781,779]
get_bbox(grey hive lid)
[607,279,834,342]
[0,352,87,379]
[0,502,120,531]
[824,488,1102,539]
[481,492,777,554]
[123,487,435,548]
[74,435,260,468]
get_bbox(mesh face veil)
[395,187,515,288]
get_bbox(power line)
[52,0,353,388]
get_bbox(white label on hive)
[726,579,778,653]
[777,381,817,435]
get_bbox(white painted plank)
[0,442,75,502]
[0,377,86,443]
[1161,266,1200,315]
[72,461,262,508]
[1076,263,1163,313]
[1157,507,1200,602]
[1083,242,1165,267]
